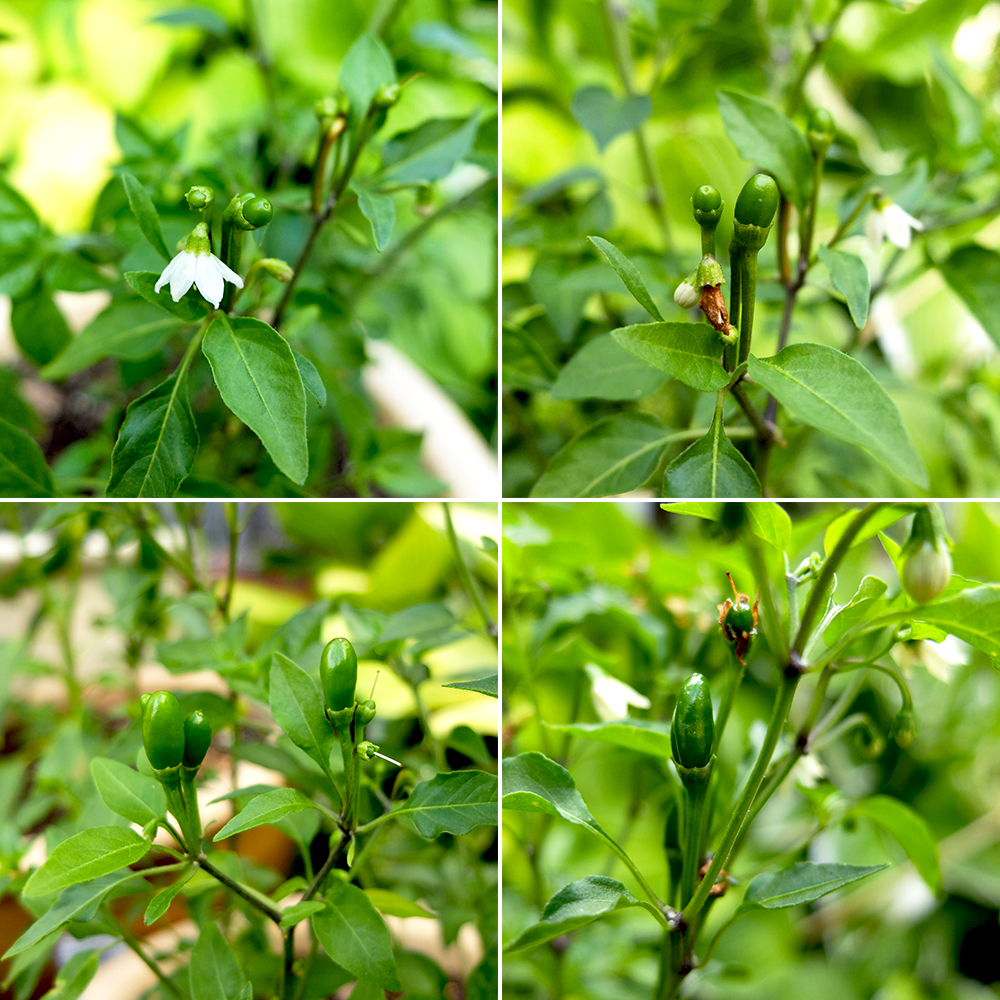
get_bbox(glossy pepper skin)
[183,710,212,768]
[734,174,779,229]
[242,196,273,228]
[320,638,358,712]
[142,691,185,770]
[670,674,715,770]
[691,184,724,228]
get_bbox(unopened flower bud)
[807,108,835,156]
[185,186,214,212]
[259,258,294,282]
[373,83,401,109]
[900,506,951,603]
[674,277,699,309]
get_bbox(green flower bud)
[185,186,214,212]
[258,258,294,283]
[373,83,401,109]
[182,710,212,768]
[314,96,340,122]
[901,507,952,603]
[692,184,724,227]
[142,691,185,771]
[223,193,272,232]
[734,174,779,229]
[890,708,916,748]
[355,699,376,727]
[670,673,714,770]
[807,108,835,156]
[320,638,358,712]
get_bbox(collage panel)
[0,500,499,1000]
[502,3,1000,500]
[0,1,498,499]
[502,500,1000,998]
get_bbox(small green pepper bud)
[258,257,294,282]
[691,184,723,226]
[734,174,779,229]
[142,691,185,771]
[807,108,835,156]
[242,196,273,228]
[890,708,916,748]
[355,699,376,727]
[372,83,401,109]
[901,507,951,603]
[185,186,214,212]
[183,710,212,768]
[320,638,358,712]
[670,674,714,770]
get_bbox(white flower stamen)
[154,222,243,308]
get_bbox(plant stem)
[678,779,711,908]
[281,927,296,1000]
[303,831,349,902]
[747,540,789,666]
[443,502,497,640]
[737,248,758,367]
[785,0,848,117]
[103,905,183,1000]
[197,855,283,924]
[712,657,745,755]
[724,245,742,372]
[368,0,410,35]
[220,502,240,622]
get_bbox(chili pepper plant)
[502,501,1000,999]
[0,5,498,498]
[0,501,499,1000]
[502,0,1000,498]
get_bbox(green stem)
[724,246,742,372]
[443,502,497,641]
[303,830,349,902]
[367,0,409,35]
[678,778,711,908]
[220,502,239,622]
[103,904,183,1000]
[712,658,745,755]
[737,248,758,367]
[281,929,296,1000]
[746,539,790,666]
[198,855,283,924]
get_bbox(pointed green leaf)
[588,237,663,322]
[269,652,336,778]
[395,770,498,838]
[278,900,326,929]
[144,867,195,926]
[546,720,673,759]
[124,271,211,322]
[906,584,1000,658]
[664,409,761,498]
[502,752,606,837]
[818,245,870,329]
[23,827,150,898]
[611,322,730,392]
[122,172,171,261]
[41,947,100,1000]
[939,244,1000,348]
[737,861,887,913]
[571,86,652,153]
[363,889,434,918]
[189,921,248,1000]
[505,876,649,954]
[11,286,72,367]
[442,674,498,698]
[292,349,326,407]
[551,333,667,401]
[91,758,166,826]
[340,33,396,122]
[311,881,400,990]
[202,315,309,484]
[748,344,928,488]
[213,788,318,841]
[853,795,940,893]
[0,416,55,497]
[380,112,481,185]
[354,184,396,251]
[107,370,198,498]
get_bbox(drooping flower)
[865,195,924,251]
[584,664,651,721]
[154,222,243,308]
[674,276,699,309]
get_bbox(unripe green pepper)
[691,184,723,227]
[807,107,835,156]
[142,691,185,770]
[320,638,358,712]
[734,174,779,229]
[242,196,273,229]
[183,710,212,768]
[670,674,714,770]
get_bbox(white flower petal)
[154,254,181,294]
[674,280,699,309]
[884,208,913,249]
[215,257,244,289]
[865,211,885,252]
[168,253,197,302]
[194,253,224,308]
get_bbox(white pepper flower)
[865,196,924,251]
[674,277,699,309]
[154,222,243,308]
[584,664,651,721]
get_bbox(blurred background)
[0,0,498,497]
[502,0,1000,497]
[502,501,1000,999]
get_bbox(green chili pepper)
[734,174,779,230]
[241,196,273,228]
[142,691,185,771]
[670,674,714,770]
[182,710,212,768]
[320,638,358,713]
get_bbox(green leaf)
[853,796,940,893]
[0,177,42,249]
[664,409,761,498]
[144,867,195,926]
[737,861,887,913]
[311,881,401,990]
[213,788,318,841]
[42,299,182,379]
[939,244,1000,347]
[504,876,647,954]
[23,826,150,898]
[717,89,814,208]
[278,900,326,929]
[442,674,498,698]
[90,758,166,826]
[747,502,792,552]
[906,585,1000,659]
[107,370,198,498]
[588,237,663,321]
[11,286,71,367]
[363,889,433,918]
[121,172,171,261]
[550,333,667,401]
[0,417,55,497]
[395,770,498,838]
[295,350,326,404]
[124,271,211,322]
[40,947,99,1000]
[824,506,906,558]
[611,322,730,392]
[380,112,481,185]
[818,245,870,329]
[353,183,395,251]
[340,33,396,122]
[268,652,336,779]
[4,872,138,958]
[530,413,671,498]
[189,920,248,1000]
[202,315,309,484]
[571,86,652,153]
[748,344,928,489]
[546,720,673,759]
[150,7,229,35]
[466,954,498,1000]
[824,575,889,643]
